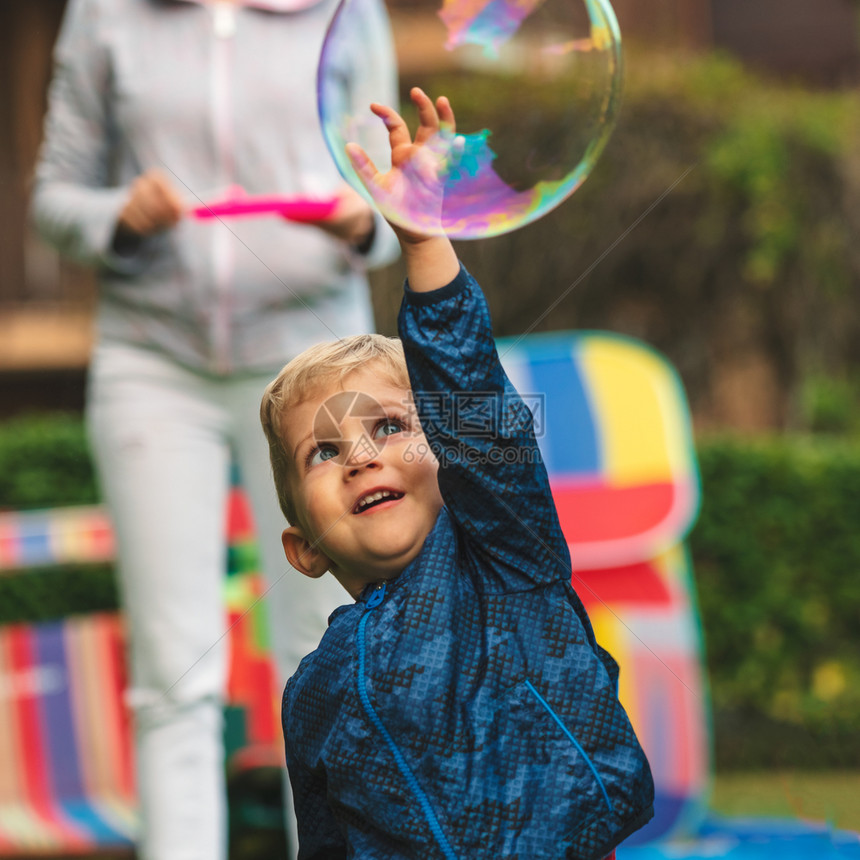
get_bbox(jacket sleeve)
[286,743,348,860]
[29,0,144,272]
[397,265,571,590]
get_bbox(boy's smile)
[281,366,444,597]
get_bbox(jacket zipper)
[210,2,237,373]
[523,679,614,813]
[357,583,459,859]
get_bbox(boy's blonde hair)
[260,334,410,524]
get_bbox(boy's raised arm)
[348,88,571,587]
[346,88,460,293]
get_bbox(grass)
[710,769,860,832]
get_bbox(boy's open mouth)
[353,489,404,514]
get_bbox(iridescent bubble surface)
[318,0,623,239]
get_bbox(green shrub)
[0,564,118,625]
[691,435,860,767]
[0,413,109,624]
[0,413,98,510]
[800,374,860,435]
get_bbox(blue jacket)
[283,266,654,859]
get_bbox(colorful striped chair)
[498,331,708,844]
[0,488,279,854]
[0,614,134,852]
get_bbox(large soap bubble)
[318,0,622,239]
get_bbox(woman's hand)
[313,184,376,250]
[116,168,184,237]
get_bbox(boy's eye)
[373,419,404,440]
[308,444,338,467]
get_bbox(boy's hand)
[346,87,460,291]
[346,87,458,245]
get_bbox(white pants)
[86,341,346,860]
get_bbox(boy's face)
[281,365,443,597]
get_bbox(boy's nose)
[344,437,381,473]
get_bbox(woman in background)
[31,0,398,857]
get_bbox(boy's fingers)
[436,96,455,134]
[346,142,379,188]
[411,87,442,146]
[370,101,414,154]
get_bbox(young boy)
[260,89,654,859]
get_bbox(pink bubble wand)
[190,189,338,222]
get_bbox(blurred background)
[1,0,859,855]
[5,0,860,425]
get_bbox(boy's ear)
[282,526,331,579]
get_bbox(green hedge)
[0,413,113,622]
[0,413,98,508]
[691,436,860,768]
[2,414,858,767]
[0,564,118,624]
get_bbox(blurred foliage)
[0,413,111,624]
[372,50,860,430]
[710,771,860,830]
[800,373,860,435]
[0,564,117,625]
[2,414,860,767]
[0,412,98,509]
[691,435,860,767]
